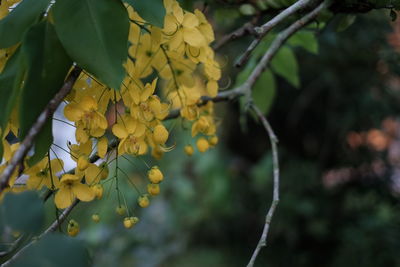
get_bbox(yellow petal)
[80,96,98,111]
[207,80,218,97]
[75,126,89,144]
[50,159,64,173]
[163,14,179,34]
[183,27,205,47]
[27,175,45,190]
[55,187,74,209]
[97,137,108,158]
[182,13,199,28]
[72,183,95,202]
[81,139,93,156]
[172,2,184,22]
[112,124,128,139]
[125,117,137,134]
[96,112,108,129]
[168,30,183,51]
[85,164,101,185]
[60,174,80,183]
[64,103,83,122]
[134,123,146,137]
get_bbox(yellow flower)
[129,79,169,122]
[26,158,63,190]
[163,0,206,49]
[159,51,196,88]
[128,30,165,78]
[153,124,169,144]
[64,96,108,143]
[68,140,92,163]
[112,116,148,155]
[54,174,95,209]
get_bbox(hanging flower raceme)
[0,0,221,234]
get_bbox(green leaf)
[1,191,44,233]
[19,21,72,161]
[12,233,89,267]
[288,31,319,54]
[252,70,276,114]
[27,120,53,166]
[0,48,25,160]
[0,0,51,48]
[53,0,129,89]
[336,15,356,32]
[271,46,300,88]
[124,0,166,28]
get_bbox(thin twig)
[236,0,316,67]
[246,104,279,267]
[0,66,82,194]
[213,22,257,51]
[240,0,330,91]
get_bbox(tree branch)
[0,66,82,194]
[213,22,257,51]
[246,104,279,267]
[235,0,318,68]
[240,0,331,91]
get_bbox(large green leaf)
[0,191,44,234]
[124,0,165,28]
[0,49,25,160]
[12,233,89,267]
[289,31,319,54]
[252,70,276,115]
[19,21,72,163]
[53,0,129,89]
[0,49,24,132]
[271,46,300,88]
[0,0,51,48]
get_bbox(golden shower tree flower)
[26,158,64,190]
[54,174,95,209]
[64,96,108,143]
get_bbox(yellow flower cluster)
[0,0,221,234]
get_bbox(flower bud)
[184,145,194,156]
[196,138,209,153]
[67,219,80,237]
[153,124,169,144]
[92,214,100,223]
[147,183,160,196]
[147,166,163,184]
[138,194,150,208]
